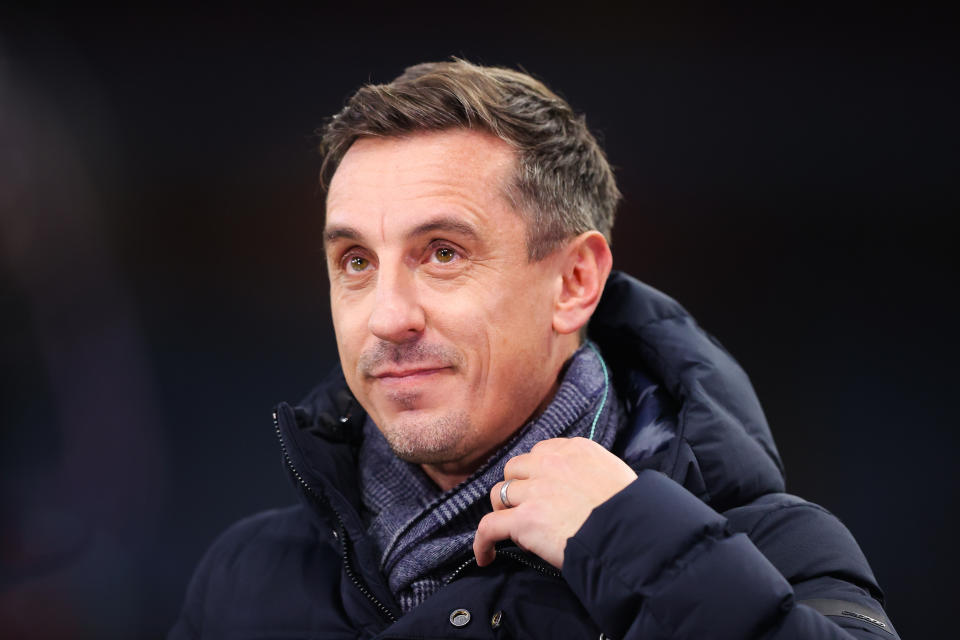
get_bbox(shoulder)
[171,505,344,638]
[207,504,319,549]
[191,504,333,586]
[726,493,883,599]
[726,493,868,558]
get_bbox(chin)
[377,408,473,465]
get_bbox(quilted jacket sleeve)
[562,470,898,639]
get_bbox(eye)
[349,255,370,271]
[433,247,456,263]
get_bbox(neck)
[420,466,471,493]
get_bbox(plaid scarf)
[358,342,623,612]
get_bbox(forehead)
[325,129,519,237]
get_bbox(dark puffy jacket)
[170,272,898,639]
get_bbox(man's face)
[324,129,566,475]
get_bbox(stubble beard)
[376,407,474,465]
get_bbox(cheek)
[426,295,490,352]
[330,296,369,369]
[477,282,556,376]
[487,276,555,339]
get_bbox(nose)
[368,266,425,343]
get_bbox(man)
[171,60,898,639]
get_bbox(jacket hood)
[590,271,785,511]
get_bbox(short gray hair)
[318,59,621,260]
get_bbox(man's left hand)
[474,437,638,570]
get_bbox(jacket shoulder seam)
[631,312,690,332]
[745,500,834,539]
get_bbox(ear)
[552,231,613,335]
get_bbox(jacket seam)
[565,536,671,637]
[630,312,690,332]
[582,528,730,636]
[745,501,834,539]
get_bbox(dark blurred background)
[1,4,956,638]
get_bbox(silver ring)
[500,478,515,508]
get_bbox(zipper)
[273,410,398,624]
[445,555,478,584]
[445,548,562,584]
[499,549,562,579]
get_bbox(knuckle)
[541,451,564,469]
[476,514,492,536]
[522,500,542,519]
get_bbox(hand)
[473,437,638,569]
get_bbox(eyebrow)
[323,225,362,246]
[405,216,480,242]
[323,215,480,248]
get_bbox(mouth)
[367,364,456,409]
[374,366,451,381]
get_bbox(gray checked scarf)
[358,341,623,612]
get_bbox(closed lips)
[375,367,449,378]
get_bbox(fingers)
[478,439,584,566]
[477,438,635,572]
[494,438,573,511]
[503,453,533,481]
[503,437,574,480]
[473,510,515,567]
[490,478,529,511]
